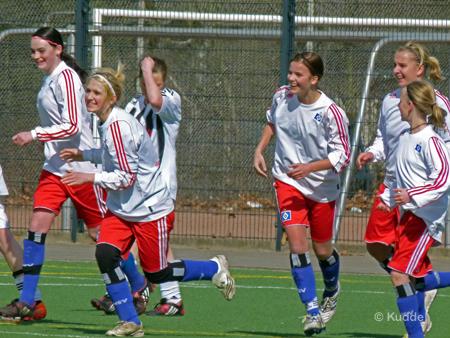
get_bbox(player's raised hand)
[12,131,34,146]
[375,195,392,213]
[60,148,83,162]
[253,152,268,178]
[393,188,411,205]
[356,152,374,169]
[287,163,311,180]
[61,170,94,186]
[141,57,155,73]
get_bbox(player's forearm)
[143,71,163,109]
[308,158,333,173]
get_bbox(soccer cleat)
[1,299,47,321]
[145,298,184,316]
[105,321,144,337]
[211,255,236,301]
[91,293,116,315]
[319,282,340,324]
[132,277,154,315]
[422,289,437,333]
[302,312,326,336]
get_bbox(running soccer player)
[377,81,450,338]
[125,56,184,316]
[0,27,149,322]
[254,52,350,336]
[60,66,235,336]
[356,42,449,333]
[0,164,46,321]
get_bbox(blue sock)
[423,271,450,291]
[20,240,45,306]
[319,249,340,298]
[107,281,140,325]
[181,260,218,282]
[396,294,423,338]
[416,291,426,320]
[292,265,319,314]
[121,253,145,293]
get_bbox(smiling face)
[398,87,412,122]
[30,38,62,75]
[287,61,318,97]
[393,50,424,87]
[85,79,113,121]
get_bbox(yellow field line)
[0,269,391,284]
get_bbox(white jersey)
[83,107,173,222]
[267,87,351,202]
[31,61,100,177]
[379,126,450,244]
[124,88,181,200]
[366,88,450,189]
[0,165,8,196]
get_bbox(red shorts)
[388,211,434,278]
[364,183,400,246]
[97,210,175,273]
[274,179,336,242]
[33,170,107,228]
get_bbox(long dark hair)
[32,27,88,84]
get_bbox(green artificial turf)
[0,260,448,337]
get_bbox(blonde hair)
[398,42,444,81]
[406,81,446,129]
[89,63,125,103]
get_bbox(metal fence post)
[71,0,90,243]
[276,0,296,250]
[75,0,89,69]
[279,0,296,87]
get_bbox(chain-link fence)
[1,0,450,244]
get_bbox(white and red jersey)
[267,87,351,202]
[83,107,173,222]
[124,88,181,200]
[31,61,100,177]
[0,165,8,196]
[379,126,450,244]
[366,87,450,189]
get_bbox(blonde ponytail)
[398,42,445,81]
[406,81,446,130]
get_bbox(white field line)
[0,331,97,338]
[0,280,449,297]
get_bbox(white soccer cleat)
[105,321,144,337]
[319,282,340,324]
[302,312,326,336]
[422,289,437,333]
[211,255,236,301]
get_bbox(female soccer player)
[377,81,450,338]
[0,165,47,320]
[254,52,350,336]
[124,56,184,316]
[0,27,108,321]
[60,66,235,336]
[356,42,449,333]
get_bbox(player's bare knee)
[366,243,391,262]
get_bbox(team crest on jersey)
[287,93,294,99]
[314,112,323,123]
[415,144,422,153]
[281,210,291,222]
